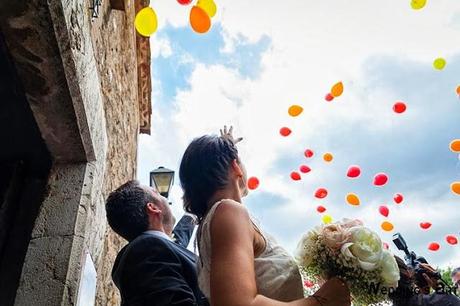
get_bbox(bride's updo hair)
[179,135,239,223]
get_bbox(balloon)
[451,182,460,195]
[247,177,260,190]
[325,93,334,102]
[280,127,292,137]
[197,0,217,18]
[456,85,460,96]
[323,153,333,162]
[420,222,432,230]
[304,280,314,288]
[135,7,158,37]
[316,205,326,213]
[300,165,311,173]
[373,173,389,186]
[446,235,458,245]
[304,149,314,158]
[428,242,440,251]
[177,0,193,5]
[322,214,333,224]
[190,6,211,34]
[383,242,390,250]
[331,82,344,98]
[347,165,361,178]
[433,58,446,70]
[379,205,389,217]
[393,193,404,204]
[450,139,460,153]
[346,193,360,206]
[290,171,301,181]
[411,0,426,10]
[288,105,304,117]
[381,221,394,232]
[393,102,407,114]
[315,188,328,199]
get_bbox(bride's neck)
[207,183,242,209]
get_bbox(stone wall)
[89,1,140,305]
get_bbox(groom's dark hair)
[179,135,239,223]
[105,180,153,241]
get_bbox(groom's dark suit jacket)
[112,215,209,306]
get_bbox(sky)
[137,0,460,269]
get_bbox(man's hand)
[220,125,243,145]
[420,263,441,291]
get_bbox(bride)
[178,127,350,306]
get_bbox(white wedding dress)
[196,199,304,302]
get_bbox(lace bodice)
[196,199,304,302]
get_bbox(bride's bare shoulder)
[210,200,252,233]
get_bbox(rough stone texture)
[89,1,140,305]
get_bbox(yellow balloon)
[450,139,460,153]
[322,214,333,224]
[323,153,334,162]
[381,221,394,232]
[346,193,360,206]
[197,0,217,18]
[135,7,158,37]
[433,58,446,70]
[451,182,460,195]
[288,105,304,117]
[331,82,344,98]
[411,0,426,10]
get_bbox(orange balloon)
[451,182,460,195]
[456,85,460,96]
[381,221,394,232]
[450,139,460,153]
[331,82,344,98]
[288,105,304,117]
[323,153,333,162]
[346,193,360,206]
[190,6,211,34]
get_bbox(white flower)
[340,226,383,271]
[295,230,319,267]
[380,250,400,287]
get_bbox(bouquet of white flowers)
[296,219,400,306]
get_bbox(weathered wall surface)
[89,1,140,305]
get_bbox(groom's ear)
[231,159,243,177]
[146,202,162,216]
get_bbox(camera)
[392,233,441,289]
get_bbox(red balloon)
[304,149,314,158]
[325,93,334,102]
[428,242,440,251]
[280,127,292,137]
[247,177,260,190]
[347,165,361,178]
[446,235,458,245]
[315,188,328,199]
[316,205,326,213]
[420,222,432,230]
[300,165,311,173]
[304,280,314,288]
[177,0,193,4]
[379,205,389,217]
[290,171,301,181]
[393,102,407,114]
[373,173,389,186]
[393,193,404,204]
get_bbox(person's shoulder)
[126,234,177,257]
[210,200,252,235]
[214,199,250,218]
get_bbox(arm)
[172,214,196,247]
[210,201,331,306]
[125,238,198,306]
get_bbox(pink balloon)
[383,242,389,250]
[393,193,404,204]
[347,165,361,178]
[300,165,311,173]
[304,149,314,158]
[379,205,389,217]
[373,173,389,186]
[315,188,328,199]
[325,93,334,102]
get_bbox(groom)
[106,180,208,306]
